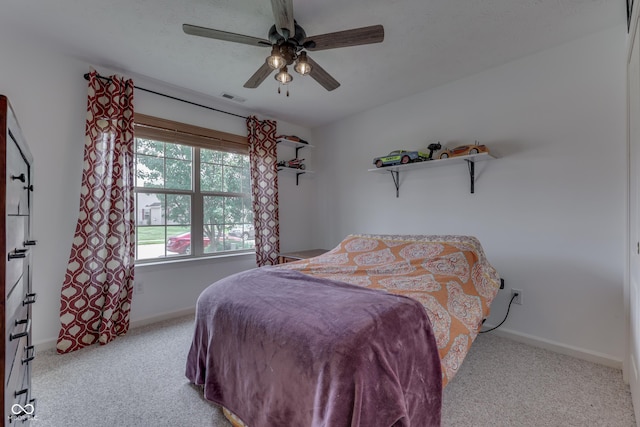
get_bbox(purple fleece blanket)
[186,267,442,426]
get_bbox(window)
[133,114,253,261]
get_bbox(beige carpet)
[32,315,635,426]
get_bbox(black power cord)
[479,292,518,334]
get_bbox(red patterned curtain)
[247,116,280,266]
[57,70,135,354]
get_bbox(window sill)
[135,250,255,269]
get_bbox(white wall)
[312,26,627,363]
[0,19,627,364]
[0,34,316,347]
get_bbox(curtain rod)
[83,73,248,120]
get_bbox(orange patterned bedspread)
[276,234,501,387]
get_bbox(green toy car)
[373,148,433,168]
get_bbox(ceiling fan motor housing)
[268,22,306,46]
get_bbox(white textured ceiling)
[0,0,624,128]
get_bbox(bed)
[186,234,501,427]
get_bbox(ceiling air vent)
[220,92,246,103]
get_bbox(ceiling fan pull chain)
[286,87,290,97]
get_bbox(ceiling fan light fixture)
[294,51,312,76]
[267,46,285,69]
[275,66,293,84]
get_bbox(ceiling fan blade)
[306,56,340,91]
[183,24,271,47]
[244,62,274,88]
[304,25,384,51]
[270,0,295,39]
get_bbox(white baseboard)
[129,307,196,329]
[631,353,640,423]
[483,325,622,369]
[34,338,58,352]
[34,307,197,353]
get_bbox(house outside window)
[134,114,253,262]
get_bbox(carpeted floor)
[32,315,636,426]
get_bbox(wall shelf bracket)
[389,170,400,198]
[466,159,475,194]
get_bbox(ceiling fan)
[183,0,384,95]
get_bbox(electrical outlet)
[511,289,522,305]
[134,281,144,295]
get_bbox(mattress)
[276,234,501,386]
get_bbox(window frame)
[133,114,253,263]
